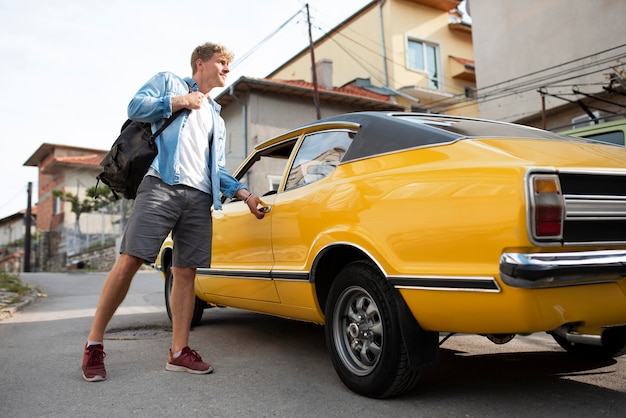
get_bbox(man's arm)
[219,168,265,219]
[128,72,200,122]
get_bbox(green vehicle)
[559,118,626,146]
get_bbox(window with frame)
[407,39,440,89]
[226,138,297,202]
[54,195,62,215]
[267,175,282,192]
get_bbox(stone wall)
[67,244,117,271]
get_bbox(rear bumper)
[500,250,626,288]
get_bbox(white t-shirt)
[177,99,213,193]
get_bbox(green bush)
[0,272,32,303]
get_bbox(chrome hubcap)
[333,286,384,376]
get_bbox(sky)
[0,0,374,219]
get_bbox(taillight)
[531,174,563,240]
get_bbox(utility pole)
[306,3,322,120]
[24,182,32,272]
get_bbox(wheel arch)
[158,246,173,276]
[311,243,372,313]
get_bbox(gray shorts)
[120,175,213,267]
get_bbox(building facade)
[215,0,476,191]
[467,0,626,131]
[268,0,476,116]
[24,144,121,271]
[0,210,35,273]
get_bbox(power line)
[226,4,626,123]
[419,52,626,114]
[320,17,626,117]
[0,183,34,216]
[311,15,470,97]
[230,7,305,71]
[477,44,626,93]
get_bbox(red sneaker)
[82,344,106,382]
[165,347,213,374]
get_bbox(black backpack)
[96,112,183,200]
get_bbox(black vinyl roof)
[313,112,592,162]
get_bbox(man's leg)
[170,266,196,353]
[82,253,144,381]
[166,266,213,374]
[88,253,145,342]
[165,182,213,373]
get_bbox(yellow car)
[156,112,626,398]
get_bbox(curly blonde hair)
[191,42,234,74]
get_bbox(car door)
[195,137,298,303]
[201,194,278,302]
[270,130,355,308]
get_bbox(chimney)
[315,58,333,89]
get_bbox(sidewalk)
[0,288,39,320]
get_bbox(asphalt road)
[1,271,625,417]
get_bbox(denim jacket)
[127,71,243,210]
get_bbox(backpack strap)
[150,80,193,140]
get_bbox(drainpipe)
[229,85,249,185]
[379,0,389,87]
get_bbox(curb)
[0,290,40,321]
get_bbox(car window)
[226,138,297,203]
[285,130,354,190]
[583,130,625,146]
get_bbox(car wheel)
[325,260,420,398]
[550,326,626,359]
[164,264,205,327]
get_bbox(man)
[82,42,265,382]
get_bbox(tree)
[52,185,116,235]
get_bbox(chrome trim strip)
[389,275,501,293]
[312,242,390,279]
[270,271,310,281]
[197,269,272,280]
[196,268,310,282]
[564,240,626,247]
[564,195,626,220]
[556,168,626,176]
[500,250,626,288]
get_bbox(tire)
[325,260,421,398]
[550,326,626,359]
[164,264,205,327]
